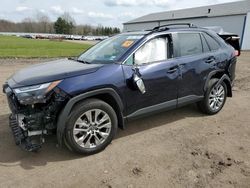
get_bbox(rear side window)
[202,33,220,51]
[178,33,202,56]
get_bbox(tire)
[65,99,118,155]
[197,78,227,115]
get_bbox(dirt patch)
[0,52,250,187]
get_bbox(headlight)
[13,80,62,105]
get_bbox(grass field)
[0,35,93,58]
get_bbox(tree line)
[0,12,120,36]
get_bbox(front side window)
[178,33,203,57]
[134,37,168,65]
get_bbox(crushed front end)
[3,81,69,152]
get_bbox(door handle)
[167,65,178,73]
[205,57,215,64]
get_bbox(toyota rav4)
[3,23,240,154]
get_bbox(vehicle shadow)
[117,104,203,139]
[0,104,204,169]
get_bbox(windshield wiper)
[76,59,90,64]
[68,57,90,64]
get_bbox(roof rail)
[152,23,197,31]
[126,29,152,33]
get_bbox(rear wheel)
[198,79,227,115]
[65,99,118,154]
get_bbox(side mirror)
[133,74,146,94]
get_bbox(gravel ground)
[0,53,250,188]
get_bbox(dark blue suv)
[3,24,240,154]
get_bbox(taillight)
[234,50,240,56]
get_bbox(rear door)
[174,32,218,104]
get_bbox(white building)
[123,0,250,50]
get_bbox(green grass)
[0,35,93,58]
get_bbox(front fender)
[56,88,124,146]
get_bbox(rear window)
[202,33,220,51]
[178,33,202,57]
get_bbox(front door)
[122,35,179,117]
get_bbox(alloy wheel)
[73,109,112,149]
[208,84,225,111]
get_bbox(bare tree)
[22,17,34,33]
[60,12,76,34]
[36,12,50,33]
[61,12,76,26]
[0,15,120,35]
[0,20,16,32]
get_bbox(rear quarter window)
[202,33,221,51]
[178,33,203,57]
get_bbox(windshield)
[78,34,143,64]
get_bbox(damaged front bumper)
[9,114,42,151]
[3,83,69,152]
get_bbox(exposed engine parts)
[5,87,69,152]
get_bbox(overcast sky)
[0,0,241,28]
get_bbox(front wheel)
[198,79,227,115]
[65,99,118,154]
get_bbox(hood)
[7,59,103,88]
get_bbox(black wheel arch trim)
[204,71,232,97]
[215,74,232,97]
[56,88,124,146]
